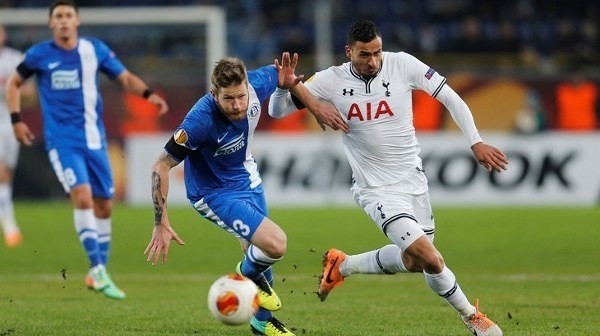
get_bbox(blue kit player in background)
[5,0,168,300]
[144,54,345,336]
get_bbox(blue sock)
[255,307,272,322]
[98,239,110,265]
[263,267,273,287]
[241,245,280,281]
[74,209,102,267]
[252,267,274,322]
[79,230,103,267]
[244,252,275,322]
[96,217,111,265]
[241,257,268,281]
[242,257,270,280]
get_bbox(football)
[207,273,259,325]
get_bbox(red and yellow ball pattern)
[216,290,240,315]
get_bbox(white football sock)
[424,266,476,318]
[247,244,281,267]
[340,244,408,277]
[0,184,19,234]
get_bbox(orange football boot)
[462,299,503,335]
[4,231,22,248]
[317,248,347,301]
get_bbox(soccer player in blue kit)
[5,0,168,300]
[144,54,346,336]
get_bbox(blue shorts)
[47,147,114,199]
[192,185,268,240]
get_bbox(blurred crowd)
[4,0,598,71]
[1,0,598,134]
[2,0,598,202]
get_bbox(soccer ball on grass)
[207,273,259,325]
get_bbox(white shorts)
[0,126,19,169]
[352,182,435,251]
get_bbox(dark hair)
[347,19,381,46]
[211,57,247,93]
[49,0,78,17]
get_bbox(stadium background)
[1,0,598,205]
[1,2,600,335]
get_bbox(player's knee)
[70,185,94,208]
[263,231,287,259]
[71,194,93,208]
[94,199,113,218]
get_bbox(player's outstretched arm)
[117,70,169,115]
[435,84,508,172]
[274,52,304,90]
[273,52,348,132]
[471,142,509,173]
[145,151,185,265]
[292,82,348,132]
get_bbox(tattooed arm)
[151,151,178,225]
[144,151,185,265]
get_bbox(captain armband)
[164,136,190,162]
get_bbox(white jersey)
[0,46,23,169]
[305,51,480,190]
[0,46,24,128]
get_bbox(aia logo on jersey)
[347,100,394,121]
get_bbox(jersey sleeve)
[6,49,24,70]
[397,52,447,98]
[93,39,126,80]
[175,96,213,150]
[18,45,44,79]
[247,65,278,102]
[303,69,333,101]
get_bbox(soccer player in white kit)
[269,20,508,336]
[0,25,34,247]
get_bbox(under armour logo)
[343,88,354,96]
[400,232,411,241]
[382,81,390,97]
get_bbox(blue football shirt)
[20,38,126,150]
[172,65,278,202]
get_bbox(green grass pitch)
[1,202,599,335]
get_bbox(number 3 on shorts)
[232,219,250,237]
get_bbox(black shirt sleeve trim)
[291,94,305,110]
